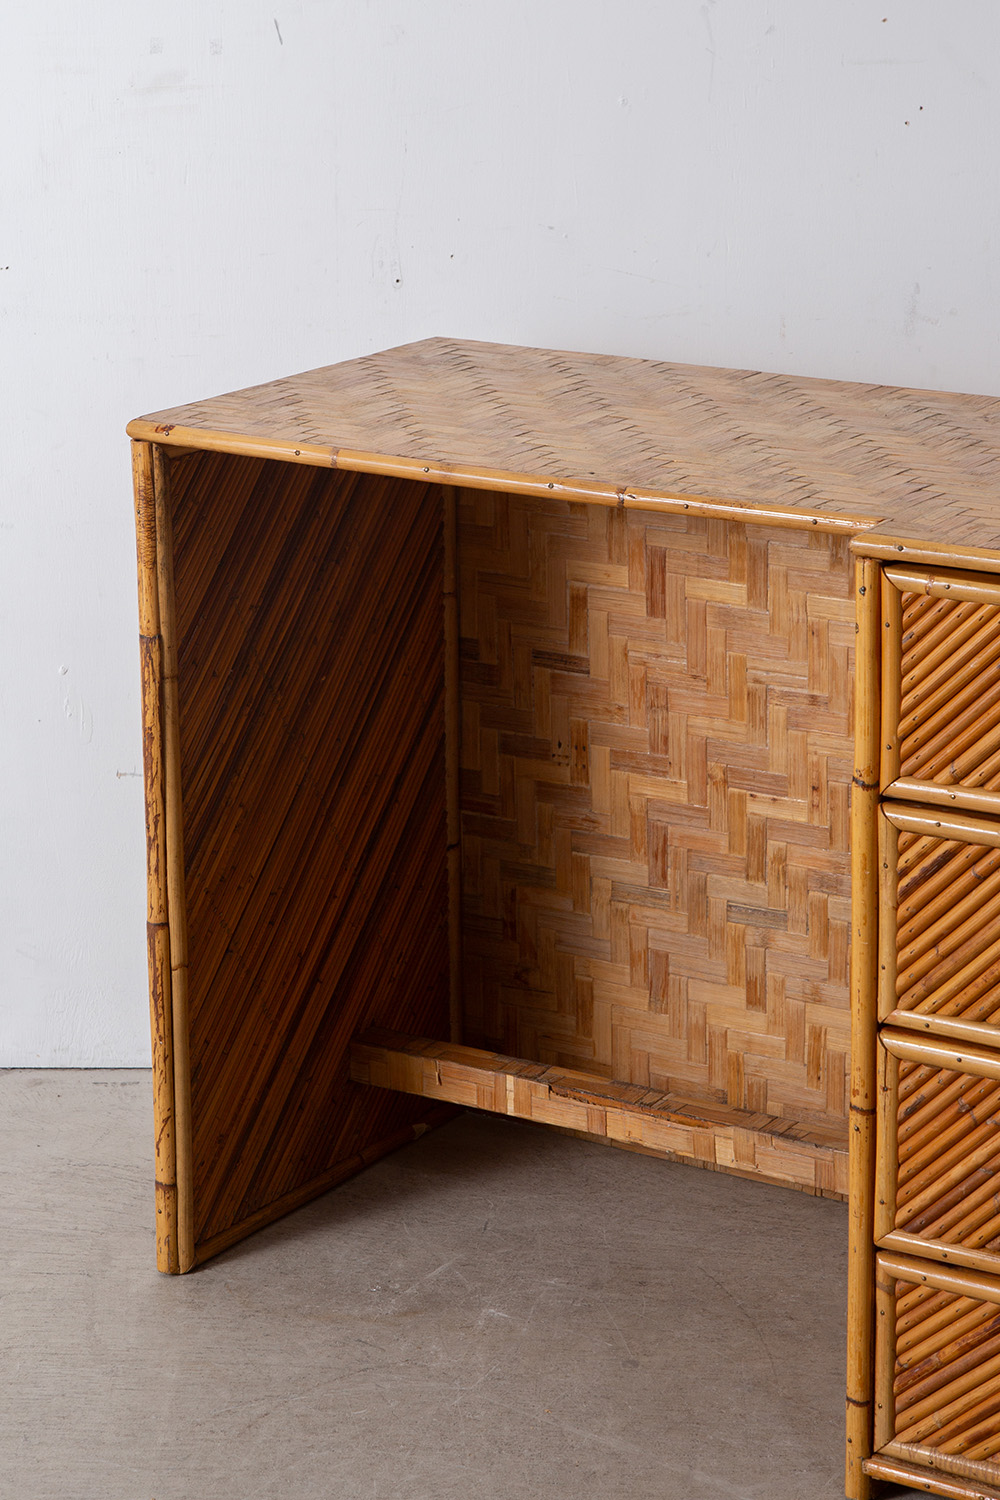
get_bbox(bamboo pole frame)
[880,571,903,790]
[885,778,1000,819]
[124,417,874,534]
[886,1010,1000,1050]
[885,564,1000,609]
[864,1452,1000,1499]
[132,439,178,1275]
[878,1231,1000,1280]
[883,803,1000,849]
[873,1259,897,1454]
[881,1028,1000,1082]
[846,555,881,1500]
[877,813,899,1025]
[874,1039,899,1245]
[152,447,195,1273]
[855,537,1000,575]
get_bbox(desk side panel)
[168,452,451,1262]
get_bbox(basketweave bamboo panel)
[875,1261,1000,1488]
[130,337,1000,551]
[458,492,853,1144]
[885,1049,1000,1271]
[899,590,1000,790]
[168,451,451,1255]
[890,821,1000,1033]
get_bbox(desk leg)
[846,556,881,1498]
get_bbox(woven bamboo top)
[128,337,1000,556]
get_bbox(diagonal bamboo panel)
[897,587,1000,795]
[878,1032,1000,1279]
[163,451,454,1262]
[871,1255,1000,1495]
[459,493,853,1151]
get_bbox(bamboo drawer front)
[128,339,1000,1500]
[870,1253,1000,1497]
[876,1030,1000,1275]
[879,803,1000,1044]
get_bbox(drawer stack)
[864,564,1000,1499]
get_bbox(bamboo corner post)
[846,555,882,1500]
[132,439,178,1274]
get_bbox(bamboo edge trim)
[883,804,1000,848]
[877,1250,1000,1305]
[865,1452,1000,1500]
[123,420,876,534]
[886,1010,1000,1050]
[878,1446,1000,1498]
[873,1257,896,1452]
[877,1230,1000,1281]
[132,439,178,1275]
[152,447,195,1274]
[885,564,1000,608]
[885,780,1000,819]
[880,573,903,789]
[880,1027,1000,1083]
[854,535,1000,575]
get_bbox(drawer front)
[874,1252,1000,1489]
[877,1030,1000,1275]
[882,567,1000,816]
[893,573,1000,797]
[880,804,1000,1042]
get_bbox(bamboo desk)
[129,339,1000,1500]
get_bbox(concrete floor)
[1,1072,923,1500]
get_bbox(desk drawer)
[876,1030,1000,1275]
[874,1251,1000,1491]
[882,565,1000,810]
[880,802,1000,1043]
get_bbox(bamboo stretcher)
[128,338,1000,1498]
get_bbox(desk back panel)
[458,492,854,1148]
[166,452,452,1263]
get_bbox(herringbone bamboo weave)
[876,1264,1000,1489]
[459,493,853,1147]
[167,451,452,1259]
[129,338,1000,552]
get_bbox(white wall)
[3,1,999,1065]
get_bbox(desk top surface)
[128,337,1000,565]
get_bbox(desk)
[128,339,1000,1500]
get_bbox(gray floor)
[1,1072,922,1500]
